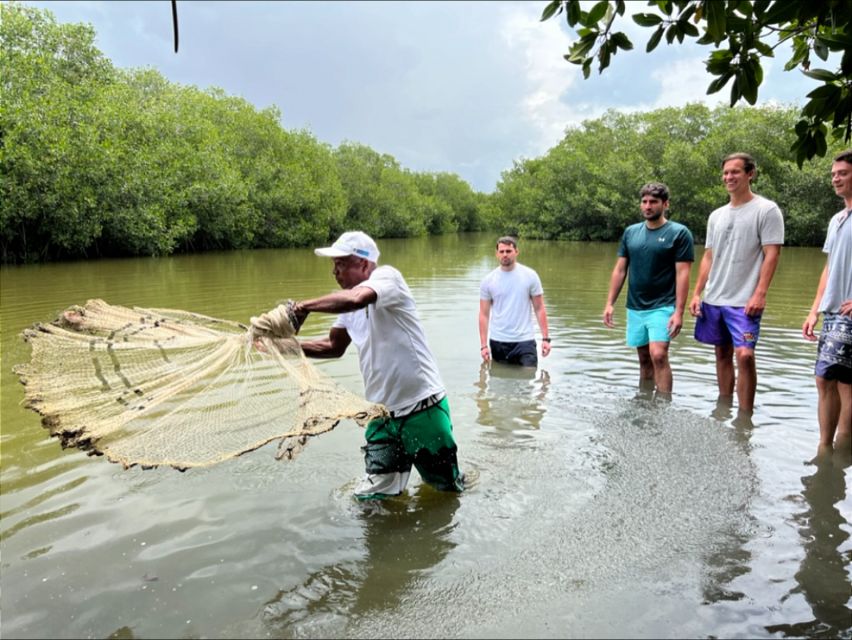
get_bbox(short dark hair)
[833,150,852,165]
[639,182,670,201]
[496,236,518,249]
[722,152,756,174]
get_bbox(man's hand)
[288,300,309,334]
[840,299,852,317]
[603,304,615,328]
[802,311,820,342]
[744,291,767,317]
[480,345,491,362]
[541,341,551,357]
[689,295,702,317]
[667,310,684,338]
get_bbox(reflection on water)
[262,489,460,638]
[767,457,852,638]
[473,361,550,433]
[1,234,849,639]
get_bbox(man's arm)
[668,261,692,337]
[803,263,829,341]
[531,294,551,357]
[301,326,352,358]
[603,257,628,328]
[294,286,376,358]
[479,299,492,361]
[744,244,782,317]
[295,286,377,318]
[689,248,713,317]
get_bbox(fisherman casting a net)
[253,231,466,499]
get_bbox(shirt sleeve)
[675,226,695,262]
[480,276,492,301]
[617,229,628,258]
[760,203,785,245]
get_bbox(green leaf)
[566,0,582,26]
[761,1,801,25]
[598,40,612,70]
[814,128,827,157]
[814,32,852,50]
[681,21,699,38]
[753,0,771,20]
[806,84,841,100]
[540,1,562,22]
[842,48,852,77]
[646,25,664,52]
[633,13,663,27]
[704,0,727,45]
[754,40,774,57]
[582,58,592,79]
[729,74,741,107]
[611,32,633,51]
[665,24,677,44]
[802,68,838,81]
[587,1,609,25]
[803,96,826,118]
[740,68,758,105]
[814,38,829,61]
[706,72,733,95]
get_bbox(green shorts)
[359,396,463,497]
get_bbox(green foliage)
[489,103,844,246]
[541,0,852,167]
[0,3,484,263]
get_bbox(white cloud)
[499,5,578,156]
[650,56,725,110]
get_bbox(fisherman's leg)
[403,397,464,493]
[354,416,412,500]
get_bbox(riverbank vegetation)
[1,4,845,263]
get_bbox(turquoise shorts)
[626,306,674,348]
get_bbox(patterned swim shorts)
[815,313,852,384]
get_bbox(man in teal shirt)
[603,183,695,395]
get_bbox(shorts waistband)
[389,392,446,418]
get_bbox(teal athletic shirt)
[617,220,694,310]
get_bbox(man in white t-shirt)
[286,231,464,500]
[479,236,551,368]
[689,152,784,414]
[802,149,852,459]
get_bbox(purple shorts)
[694,303,761,349]
[815,313,852,383]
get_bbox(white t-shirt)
[479,263,544,342]
[819,208,852,313]
[704,195,785,306]
[332,265,444,413]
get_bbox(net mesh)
[14,299,385,470]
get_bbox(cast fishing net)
[14,299,385,470]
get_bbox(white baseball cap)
[314,231,380,263]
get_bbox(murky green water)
[1,233,848,639]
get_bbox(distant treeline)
[1,4,845,264]
[485,103,846,247]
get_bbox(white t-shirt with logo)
[332,265,444,413]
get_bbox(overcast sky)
[26,1,818,193]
